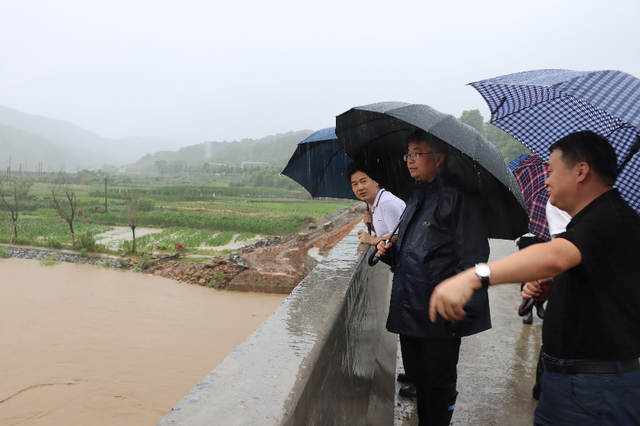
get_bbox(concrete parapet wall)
[158,223,395,426]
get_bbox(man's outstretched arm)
[428,238,582,322]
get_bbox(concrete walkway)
[394,239,542,426]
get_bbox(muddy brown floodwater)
[0,258,287,426]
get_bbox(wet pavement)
[393,239,542,426]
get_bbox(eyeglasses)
[403,152,440,161]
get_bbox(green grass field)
[0,181,353,253]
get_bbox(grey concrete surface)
[157,223,397,426]
[394,239,542,426]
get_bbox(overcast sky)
[1,0,639,148]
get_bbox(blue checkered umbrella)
[281,127,358,200]
[470,69,640,213]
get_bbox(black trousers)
[400,335,461,425]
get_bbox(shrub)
[207,271,224,288]
[138,198,155,212]
[117,257,130,269]
[40,256,60,266]
[10,235,33,246]
[138,253,153,270]
[45,238,63,249]
[75,231,97,251]
[120,240,134,254]
[0,247,9,258]
[79,248,88,258]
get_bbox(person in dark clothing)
[430,131,640,425]
[375,130,492,425]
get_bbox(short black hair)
[406,129,450,165]
[346,162,369,183]
[549,131,618,186]
[407,129,448,152]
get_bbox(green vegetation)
[137,253,156,270]
[39,256,60,266]
[117,257,130,269]
[458,109,529,162]
[0,174,352,256]
[208,271,224,288]
[75,230,98,251]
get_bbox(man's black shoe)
[523,310,533,325]
[399,384,416,398]
[397,373,413,383]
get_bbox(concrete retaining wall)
[157,223,396,426]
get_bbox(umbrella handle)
[367,212,404,268]
[518,298,535,316]
[367,245,380,266]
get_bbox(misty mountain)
[127,130,315,170]
[0,105,317,173]
[0,124,83,173]
[0,106,180,169]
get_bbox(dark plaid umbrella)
[470,69,640,213]
[281,127,357,200]
[507,154,531,172]
[335,102,528,240]
[511,153,550,242]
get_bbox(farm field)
[0,179,353,256]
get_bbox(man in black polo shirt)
[428,130,640,425]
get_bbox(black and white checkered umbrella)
[470,69,640,213]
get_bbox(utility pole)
[104,177,108,213]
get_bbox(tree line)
[458,109,529,161]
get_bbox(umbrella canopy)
[507,153,531,172]
[511,153,550,241]
[335,102,528,240]
[470,69,640,213]
[281,127,357,200]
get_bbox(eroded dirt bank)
[147,205,363,293]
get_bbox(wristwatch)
[475,263,491,290]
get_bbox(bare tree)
[50,186,77,245]
[0,179,32,239]
[0,183,20,238]
[126,192,139,253]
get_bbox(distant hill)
[0,106,179,169]
[0,105,316,173]
[126,130,315,171]
[0,124,83,173]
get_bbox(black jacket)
[384,174,492,339]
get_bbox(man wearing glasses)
[375,130,491,426]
